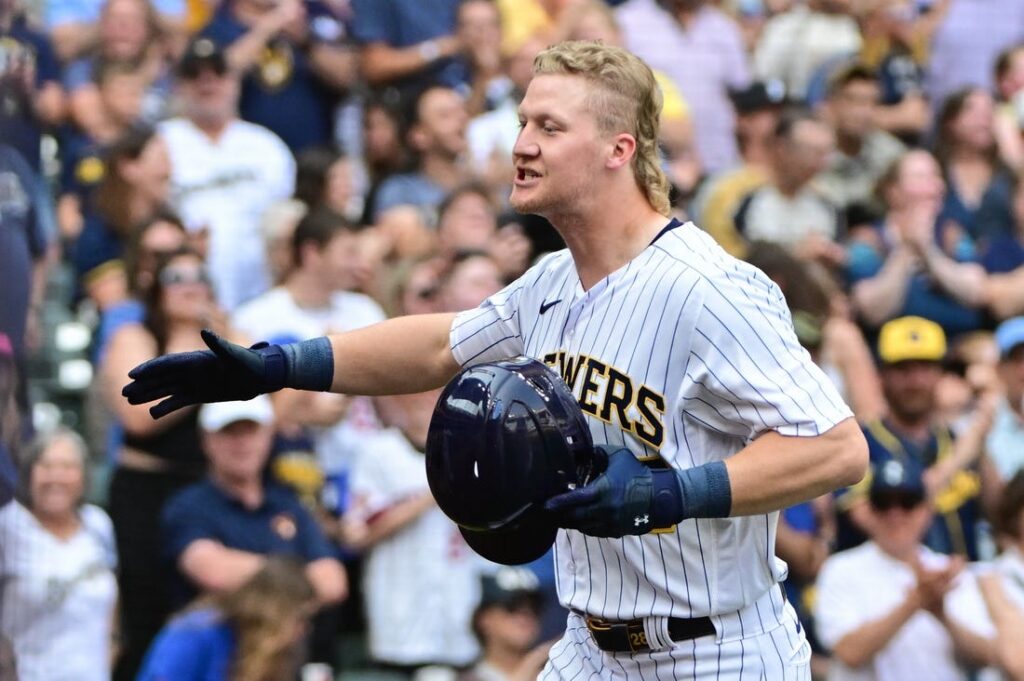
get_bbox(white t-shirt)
[815,541,967,681]
[349,428,483,667]
[159,118,296,311]
[0,502,118,681]
[946,548,1024,681]
[232,286,387,475]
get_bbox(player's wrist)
[675,461,732,520]
[257,337,334,392]
[280,336,335,391]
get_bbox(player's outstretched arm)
[122,313,460,418]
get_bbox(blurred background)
[2,0,1024,679]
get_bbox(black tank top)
[122,409,205,471]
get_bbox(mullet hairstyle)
[533,41,671,216]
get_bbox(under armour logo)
[634,515,649,527]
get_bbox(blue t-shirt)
[350,0,463,93]
[980,232,1024,274]
[136,608,235,681]
[371,172,446,223]
[0,17,60,171]
[200,4,341,153]
[0,145,50,357]
[0,443,16,508]
[161,479,335,607]
[845,221,987,339]
[59,128,106,201]
[45,0,184,27]
[941,170,1015,243]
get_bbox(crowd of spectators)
[3,0,1024,679]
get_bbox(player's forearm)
[726,418,867,516]
[327,313,461,396]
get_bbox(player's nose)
[512,129,540,159]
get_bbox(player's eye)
[517,119,527,130]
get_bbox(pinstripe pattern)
[450,221,850,675]
[539,599,811,681]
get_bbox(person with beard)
[158,38,295,311]
[834,316,992,560]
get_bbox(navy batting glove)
[544,446,680,538]
[122,330,334,419]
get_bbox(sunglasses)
[870,493,924,512]
[159,267,211,287]
[180,61,228,80]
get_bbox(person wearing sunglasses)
[100,247,242,681]
[814,454,991,681]
[833,316,992,560]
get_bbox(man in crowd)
[986,317,1024,486]
[815,453,990,680]
[817,63,905,217]
[835,316,988,560]
[200,0,357,153]
[159,38,295,311]
[161,395,346,607]
[731,108,844,266]
[371,84,472,224]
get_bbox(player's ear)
[606,133,637,170]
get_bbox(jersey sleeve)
[682,271,852,439]
[449,264,545,368]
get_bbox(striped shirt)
[449,220,851,620]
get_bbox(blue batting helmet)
[426,357,600,565]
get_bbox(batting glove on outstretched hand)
[122,330,289,419]
[545,446,670,538]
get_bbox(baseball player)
[123,41,868,679]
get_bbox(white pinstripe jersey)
[449,219,852,621]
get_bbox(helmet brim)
[459,507,557,566]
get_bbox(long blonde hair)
[533,41,671,215]
[205,557,317,681]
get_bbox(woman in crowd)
[294,146,360,222]
[0,428,118,681]
[74,125,171,311]
[359,96,411,226]
[100,247,237,680]
[846,149,990,341]
[137,557,318,681]
[935,88,1016,245]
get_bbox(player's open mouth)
[515,167,541,185]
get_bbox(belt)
[584,614,716,653]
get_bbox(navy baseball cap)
[178,38,228,79]
[728,80,787,114]
[995,317,1024,359]
[478,567,543,611]
[868,454,926,509]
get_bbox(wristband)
[650,461,732,527]
[280,336,335,391]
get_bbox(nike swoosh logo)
[539,299,561,314]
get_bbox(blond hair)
[533,41,671,215]
[192,557,316,681]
